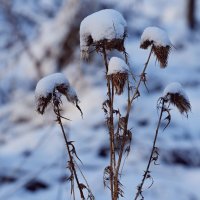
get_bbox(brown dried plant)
[80,11,190,200]
[36,81,94,200]
[107,72,128,95]
[152,45,171,68]
[134,90,191,200]
[83,25,156,200]
[164,92,191,116]
[140,38,171,68]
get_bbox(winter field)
[0,0,200,200]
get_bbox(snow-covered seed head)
[140,26,172,68]
[35,73,80,115]
[163,82,191,116]
[107,57,128,95]
[80,9,127,60]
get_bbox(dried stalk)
[101,43,154,200]
[112,47,153,200]
[102,46,116,199]
[53,103,85,200]
[130,46,153,107]
[134,99,165,200]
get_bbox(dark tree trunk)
[187,0,196,30]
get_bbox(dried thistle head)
[94,30,127,53]
[108,73,128,95]
[36,93,52,114]
[152,45,171,68]
[80,9,127,59]
[107,57,129,95]
[163,82,191,116]
[35,73,81,115]
[140,26,172,68]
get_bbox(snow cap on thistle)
[80,9,127,60]
[163,82,191,116]
[140,26,172,68]
[107,57,128,95]
[35,73,80,115]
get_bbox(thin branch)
[130,46,153,106]
[113,81,130,200]
[102,46,115,200]
[55,105,85,200]
[134,99,165,200]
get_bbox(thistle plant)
[133,28,191,200]
[134,82,191,200]
[35,73,94,200]
[34,9,191,200]
[80,9,130,200]
[80,9,191,200]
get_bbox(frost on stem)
[80,9,127,59]
[163,82,191,115]
[140,26,172,68]
[35,73,80,115]
[107,57,129,95]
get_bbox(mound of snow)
[80,9,127,54]
[141,26,171,47]
[35,73,70,99]
[107,57,128,75]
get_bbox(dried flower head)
[107,57,128,95]
[163,82,191,116]
[80,9,127,60]
[35,73,81,115]
[140,26,172,68]
[36,93,52,114]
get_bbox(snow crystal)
[163,82,189,100]
[107,57,128,75]
[80,9,127,53]
[35,73,70,99]
[141,26,171,47]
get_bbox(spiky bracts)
[163,82,191,116]
[108,73,128,95]
[152,45,171,68]
[36,94,52,114]
[167,93,191,114]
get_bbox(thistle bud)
[107,57,129,95]
[80,9,127,59]
[140,26,172,68]
[35,73,81,115]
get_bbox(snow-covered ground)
[0,0,200,200]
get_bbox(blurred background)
[0,0,200,199]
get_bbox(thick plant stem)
[102,46,115,199]
[134,100,165,200]
[56,106,85,200]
